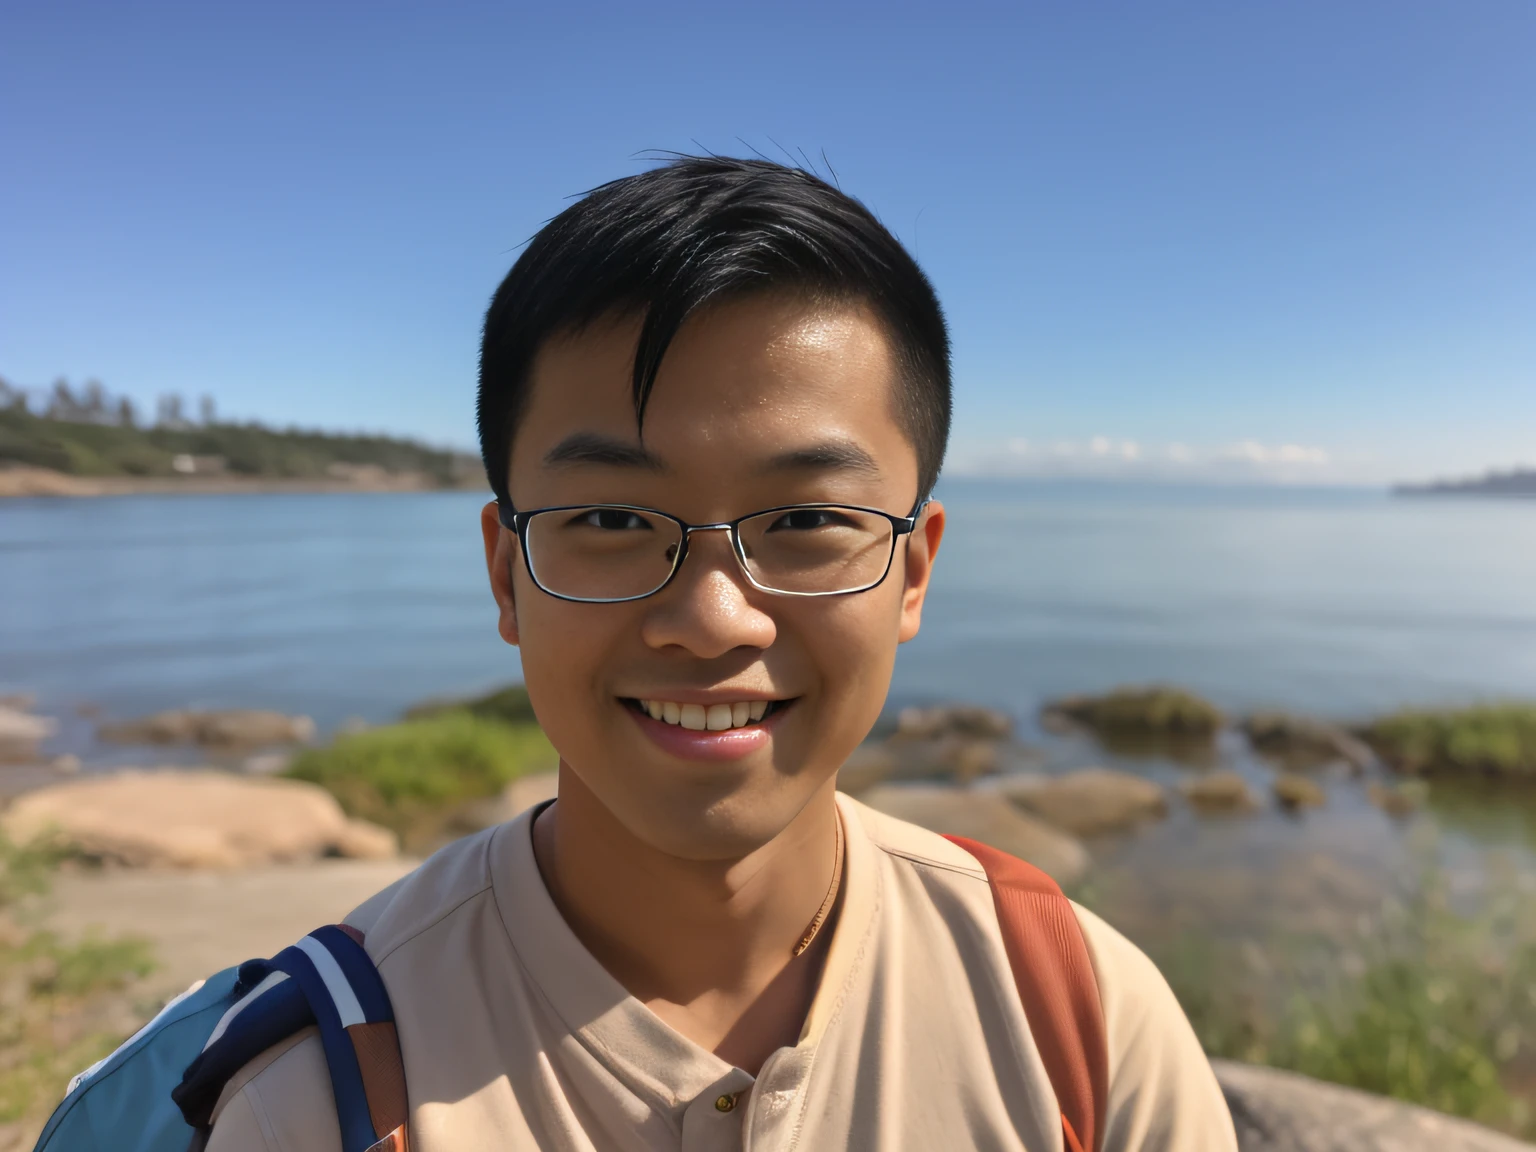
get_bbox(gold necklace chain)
[791,816,845,958]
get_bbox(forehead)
[509,295,919,507]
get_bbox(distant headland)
[1394,468,1536,498]
[0,375,486,497]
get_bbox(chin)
[609,769,826,862]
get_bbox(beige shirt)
[207,794,1237,1151]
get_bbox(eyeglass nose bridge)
[664,520,755,591]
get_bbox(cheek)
[512,577,627,715]
[795,586,904,705]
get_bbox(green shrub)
[285,713,556,849]
[1366,704,1536,777]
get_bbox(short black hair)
[477,155,951,506]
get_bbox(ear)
[897,499,945,643]
[480,501,521,647]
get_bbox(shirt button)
[714,1093,737,1113]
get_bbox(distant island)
[1394,468,1536,498]
[0,375,485,497]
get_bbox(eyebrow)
[541,432,882,478]
[543,432,667,472]
[762,440,883,477]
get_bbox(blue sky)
[2,1,1532,485]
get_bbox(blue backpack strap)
[174,926,408,1152]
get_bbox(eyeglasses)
[497,501,926,603]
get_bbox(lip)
[623,697,794,762]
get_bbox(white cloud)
[947,435,1356,484]
[1222,441,1329,465]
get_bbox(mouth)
[622,697,791,731]
[621,696,794,761]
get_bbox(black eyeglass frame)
[497,500,929,604]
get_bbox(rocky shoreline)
[0,464,488,498]
[1,686,1534,1148]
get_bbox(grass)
[1365,704,1536,778]
[1111,829,1536,1137]
[0,834,156,1143]
[285,712,557,851]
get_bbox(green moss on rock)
[1044,685,1223,738]
[1365,704,1536,778]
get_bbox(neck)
[531,763,842,1070]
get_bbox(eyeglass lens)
[522,506,898,600]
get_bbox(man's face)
[482,294,944,860]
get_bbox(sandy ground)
[42,858,420,998]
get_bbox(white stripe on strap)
[296,934,366,1028]
[203,971,289,1052]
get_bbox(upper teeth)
[641,700,770,731]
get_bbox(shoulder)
[207,826,505,1148]
[205,1029,336,1152]
[838,791,990,880]
[1073,900,1237,1148]
[357,823,501,965]
[839,792,1236,1147]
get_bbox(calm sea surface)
[4,480,1535,745]
[5,480,1536,935]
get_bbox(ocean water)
[3,480,1535,748]
[5,480,1536,938]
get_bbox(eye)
[576,508,652,531]
[767,507,849,532]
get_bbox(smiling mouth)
[623,697,791,731]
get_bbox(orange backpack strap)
[944,835,1108,1152]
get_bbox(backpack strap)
[173,925,409,1152]
[944,835,1108,1152]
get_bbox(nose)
[638,527,777,658]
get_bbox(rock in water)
[99,709,316,748]
[1,770,396,868]
[1010,768,1169,836]
[1212,1059,1534,1151]
[894,705,1013,741]
[858,785,1089,888]
[1241,712,1375,772]
[1272,772,1326,811]
[1367,779,1429,818]
[0,705,57,763]
[1182,770,1259,814]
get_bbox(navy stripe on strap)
[309,925,393,1024]
[174,974,312,1129]
[271,941,378,1152]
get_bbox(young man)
[206,157,1237,1150]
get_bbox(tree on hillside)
[81,379,107,421]
[156,393,189,429]
[47,379,82,421]
[200,394,217,426]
